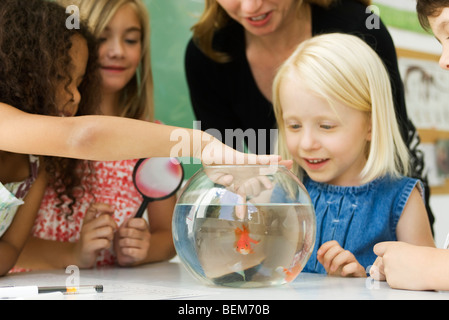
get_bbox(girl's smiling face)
[98,3,142,94]
[54,34,88,117]
[280,78,372,186]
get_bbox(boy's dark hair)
[0,0,100,215]
[417,0,449,31]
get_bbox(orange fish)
[282,267,301,282]
[234,224,259,255]
[276,264,303,283]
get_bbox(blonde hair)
[273,33,409,184]
[58,0,154,121]
[191,0,371,63]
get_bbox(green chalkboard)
[144,0,204,178]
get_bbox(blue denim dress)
[302,175,423,274]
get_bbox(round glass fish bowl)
[172,165,316,288]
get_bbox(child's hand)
[317,240,366,277]
[198,133,293,169]
[74,203,117,268]
[114,218,151,267]
[372,241,439,290]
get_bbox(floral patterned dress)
[31,159,143,267]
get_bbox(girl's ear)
[366,115,372,142]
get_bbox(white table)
[1,258,448,301]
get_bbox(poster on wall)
[373,0,449,190]
[399,57,449,131]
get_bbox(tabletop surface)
[1,258,448,301]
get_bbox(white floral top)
[0,155,39,237]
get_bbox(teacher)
[185,0,434,227]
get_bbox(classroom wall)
[144,0,200,128]
[144,0,203,179]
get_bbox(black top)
[185,0,408,154]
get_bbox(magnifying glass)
[132,157,184,218]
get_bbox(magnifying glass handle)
[135,198,150,218]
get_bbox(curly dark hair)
[0,0,101,215]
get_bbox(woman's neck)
[245,3,312,56]
[244,3,312,102]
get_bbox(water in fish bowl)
[172,165,316,288]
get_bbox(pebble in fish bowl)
[172,165,316,288]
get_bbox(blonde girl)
[273,33,434,276]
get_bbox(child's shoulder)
[380,175,421,191]
[304,175,420,196]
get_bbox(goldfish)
[234,224,259,255]
[276,264,303,282]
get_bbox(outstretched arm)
[0,102,284,166]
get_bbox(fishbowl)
[172,165,316,288]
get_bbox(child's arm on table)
[372,241,449,291]
[370,186,436,289]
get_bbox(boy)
[370,0,449,291]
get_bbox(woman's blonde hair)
[191,0,371,63]
[58,0,154,121]
[273,33,409,184]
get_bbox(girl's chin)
[303,171,331,184]
[101,82,128,93]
